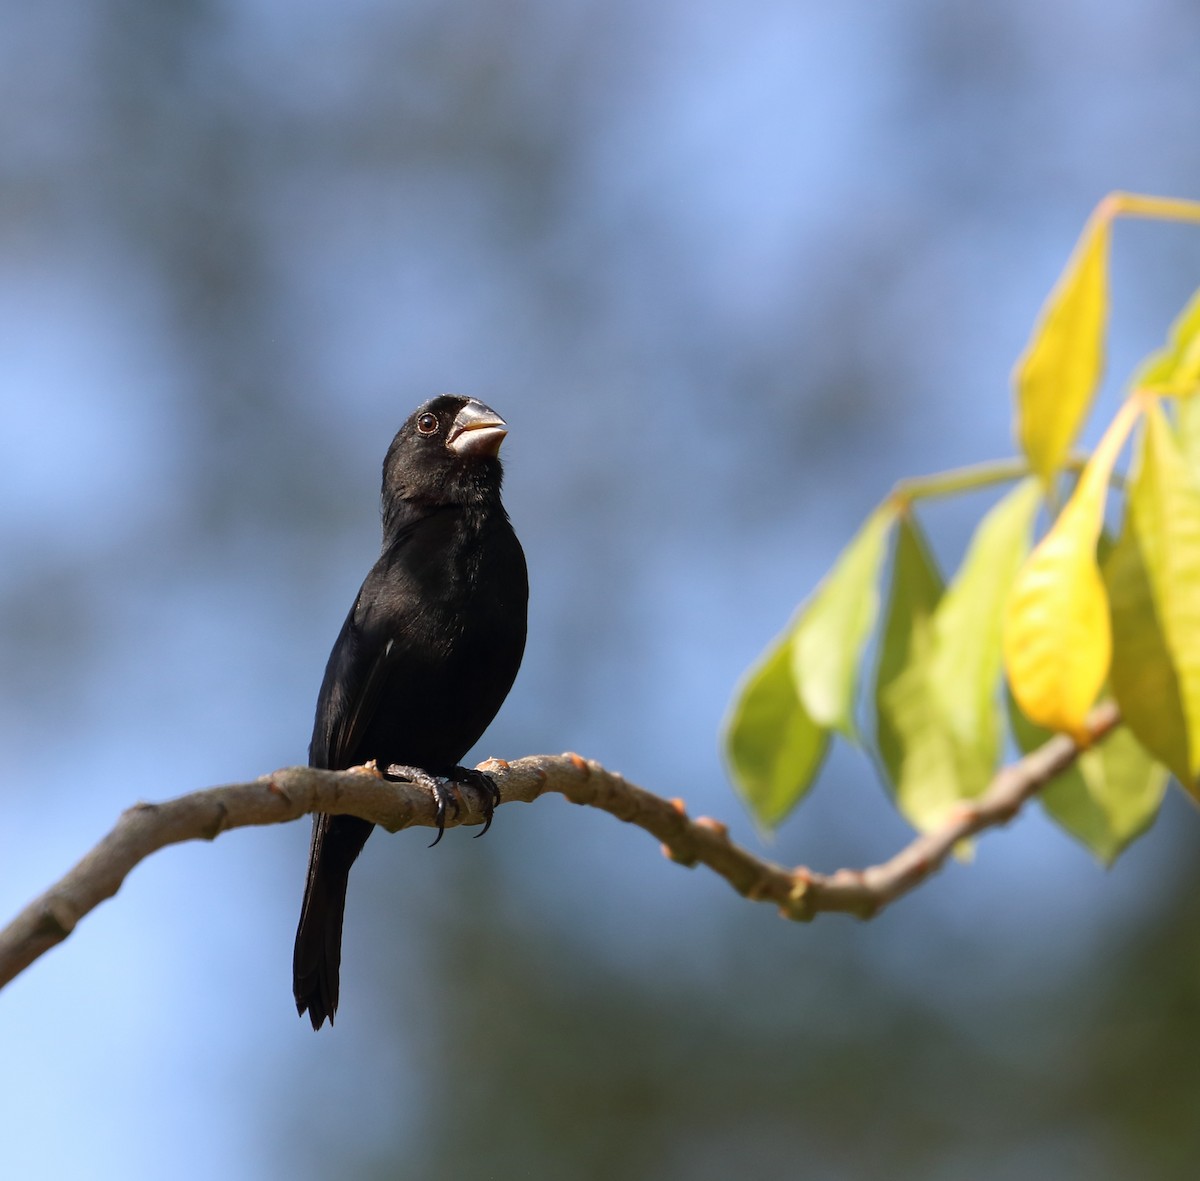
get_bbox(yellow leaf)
[1117,403,1200,789]
[1014,208,1113,484]
[1151,291,1200,473]
[1106,508,1191,784]
[1177,395,1200,474]
[1004,397,1144,738]
[1132,285,1200,398]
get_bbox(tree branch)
[0,701,1122,991]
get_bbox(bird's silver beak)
[447,400,508,457]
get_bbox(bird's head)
[381,395,510,519]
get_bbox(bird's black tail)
[293,814,373,1030]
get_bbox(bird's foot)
[447,766,501,839]
[382,764,499,845]
[382,764,459,846]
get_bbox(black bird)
[293,396,528,1030]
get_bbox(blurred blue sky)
[3,2,1200,1178]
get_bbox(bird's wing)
[308,514,436,770]
[308,583,401,771]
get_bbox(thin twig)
[0,701,1122,990]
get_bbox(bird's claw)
[429,779,463,847]
[381,763,499,844]
[451,768,501,838]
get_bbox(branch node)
[780,874,815,922]
[202,803,229,842]
[33,898,77,940]
[264,779,293,806]
[661,842,697,867]
[694,816,728,840]
[565,752,591,777]
[994,800,1020,825]
[949,802,980,826]
[852,890,882,921]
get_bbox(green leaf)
[876,491,1039,834]
[929,478,1042,793]
[1014,210,1112,483]
[791,505,895,740]
[723,631,830,828]
[1010,695,1167,864]
[875,514,965,832]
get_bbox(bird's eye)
[416,413,439,436]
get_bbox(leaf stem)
[889,453,1120,513]
[890,458,1032,507]
[1110,192,1200,224]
